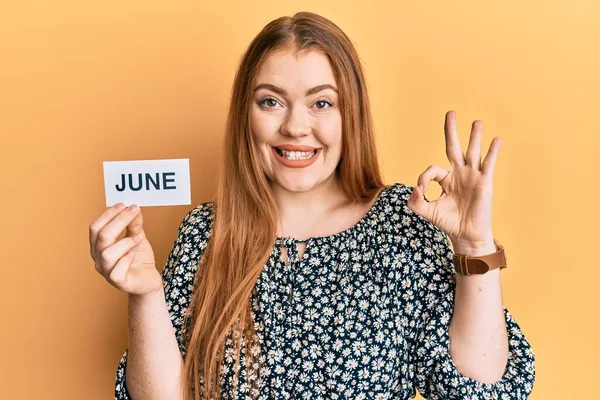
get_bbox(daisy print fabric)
[114,182,535,399]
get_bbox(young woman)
[89,11,535,400]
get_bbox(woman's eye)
[258,97,333,111]
[314,100,333,110]
[259,97,280,108]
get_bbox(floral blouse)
[114,182,536,399]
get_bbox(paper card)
[103,158,191,207]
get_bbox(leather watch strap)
[453,238,507,275]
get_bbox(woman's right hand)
[89,203,162,296]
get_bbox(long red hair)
[181,11,385,399]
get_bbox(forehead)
[255,49,337,90]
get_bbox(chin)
[270,173,323,193]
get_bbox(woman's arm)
[125,287,184,399]
[115,202,216,399]
[449,239,508,383]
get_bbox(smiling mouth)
[274,147,318,160]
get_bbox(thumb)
[125,208,146,239]
[407,185,430,218]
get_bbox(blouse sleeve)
[400,185,536,399]
[114,202,215,399]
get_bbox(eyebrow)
[253,83,338,97]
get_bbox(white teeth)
[278,149,316,160]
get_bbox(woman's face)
[250,48,342,193]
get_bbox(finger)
[95,204,142,255]
[108,251,135,289]
[125,206,146,239]
[96,234,143,276]
[465,120,483,168]
[89,203,126,258]
[444,110,466,167]
[416,164,451,195]
[482,136,501,175]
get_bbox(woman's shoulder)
[378,181,444,235]
[187,201,216,222]
[382,181,449,244]
[377,181,415,212]
[381,181,413,200]
[176,201,216,239]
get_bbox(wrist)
[129,285,165,302]
[451,235,496,256]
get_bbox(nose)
[280,104,311,138]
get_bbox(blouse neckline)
[275,184,389,244]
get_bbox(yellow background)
[1,1,597,398]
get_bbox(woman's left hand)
[407,110,501,249]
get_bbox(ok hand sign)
[407,110,502,247]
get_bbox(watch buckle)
[457,255,490,275]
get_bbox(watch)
[453,238,507,275]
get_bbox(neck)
[270,174,348,237]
